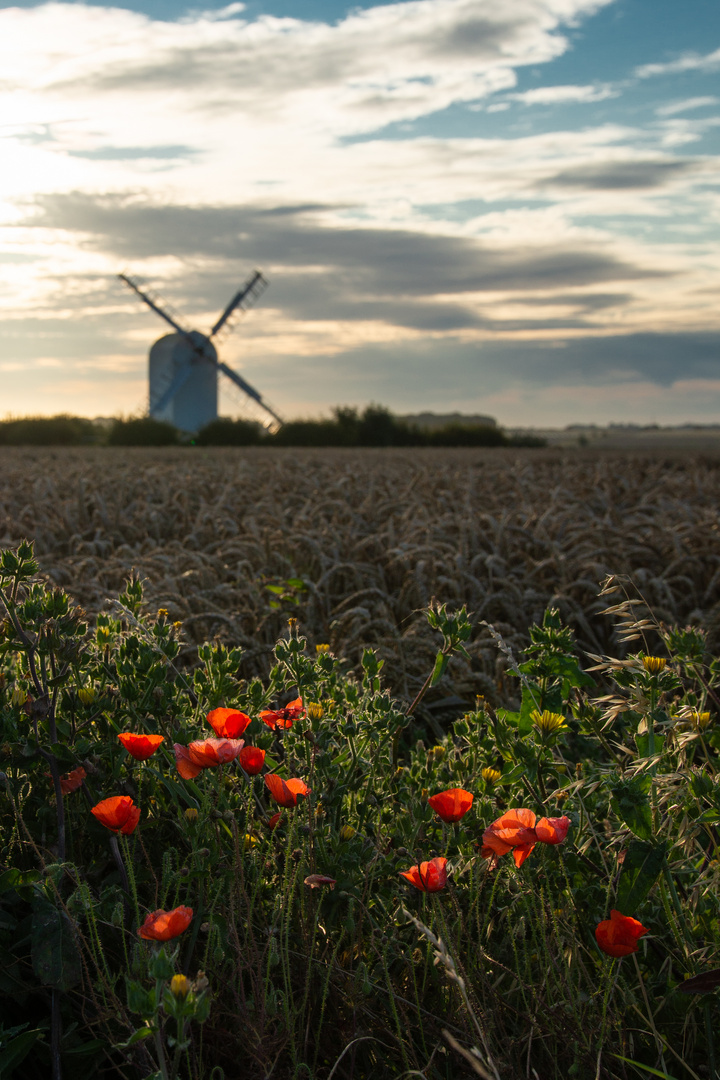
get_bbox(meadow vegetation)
[1,448,720,1079]
[0,539,719,1080]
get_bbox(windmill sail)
[119,270,280,432]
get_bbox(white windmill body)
[119,271,281,433]
[149,332,218,431]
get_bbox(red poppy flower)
[238,745,265,775]
[174,738,244,780]
[595,909,649,958]
[481,809,570,868]
[534,816,571,845]
[137,905,193,942]
[264,773,311,807]
[260,696,304,730]
[118,732,164,761]
[206,708,252,739]
[304,875,337,889]
[400,857,448,892]
[91,795,141,835]
[428,788,473,824]
[59,766,86,794]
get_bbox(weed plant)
[1,542,719,1079]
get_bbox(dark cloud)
[22,192,665,336]
[255,331,720,408]
[68,144,197,161]
[548,159,698,190]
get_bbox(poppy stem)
[109,835,131,906]
[632,951,668,1074]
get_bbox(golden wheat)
[2,446,720,707]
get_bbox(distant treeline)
[0,409,545,448]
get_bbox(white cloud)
[656,96,719,116]
[510,82,616,104]
[636,47,720,80]
[0,0,719,424]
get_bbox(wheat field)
[3,445,720,710]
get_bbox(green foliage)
[0,415,99,446]
[107,417,180,446]
[194,417,261,445]
[0,541,719,1079]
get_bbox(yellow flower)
[78,687,95,705]
[481,767,502,785]
[244,833,258,850]
[339,825,356,841]
[315,643,330,655]
[170,974,190,998]
[11,687,27,707]
[532,710,568,736]
[184,808,198,823]
[693,711,712,731]
[642,656,666,674]
[157,608,169,619]
[431,745,446,762]
[306,702,324,721]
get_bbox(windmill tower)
[119,270,281,432]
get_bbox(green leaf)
[635,732,665,758]
[265,585,285,595]
[31,892,82,991]
[113,1027,156,1051]
[611,1055,679,1080]
[0,869,41,896]
[0,1029,43,1077]
[609,774,654,841]
[615,840,666,913]
[430,651,448,686]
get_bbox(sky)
[0,0,718,428]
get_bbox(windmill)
[118,270,282,433]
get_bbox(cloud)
[1,0,615,136]
[22,193,663,315]
[68,144,197,161]
[636,47,720,80]
[546,158,698,190]
[656,96,719,116]
[511,83,616,105]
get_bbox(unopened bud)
[170,974,189,998]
